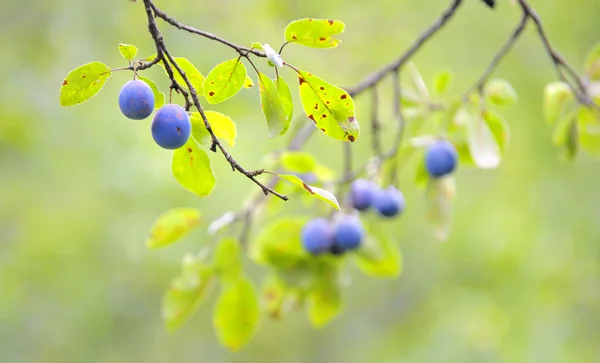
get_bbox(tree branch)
[142,0,288,201]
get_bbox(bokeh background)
[2,0,600,362]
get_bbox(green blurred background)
[2,0,600,362]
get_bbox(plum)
[118,80,155,120]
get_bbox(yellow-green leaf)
[275,76,294,128]
[433,69,453,94]
[59,62,112,107]
[147,55,205,97]
[482,110,510,155]
[138,76,165,109]
[306,262,342,328]
[172,138,216,197]
[298,70,359,142]
[251,218,310,268]
[204,58,247,104]
[355,225,402,279]
[285,18,345,48]
[258,72,289,137]
[578,107,600,156]
[118,44,138,61]
[278,174,340,210]
[213,238,242,283]
[544,82,574,125]
[146,208,201,249]
[484,78,518,107]
[163,255,215,332]
[244,75,254,88]
[213,276,261,351]
[190,111,237,147]
[262,274,290,320]
[280,151,317,173]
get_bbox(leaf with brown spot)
[258,72,289,138]
[284,18,345,48]
[203,58,247,104]
[59,62,112,107]
[297,70,359,142]
[146,207,202,249]
[243,75,254,88]
[172,138,216,197]
[278,174,340,210]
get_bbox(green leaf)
[278,174,340,210]
[285,18,345,48]
[280,151,317,173]
[146,208,202,249]
[244,75,254,89]
[482,110,510,155]
[204,58,247,104]
[162,254,215,332]
[354,225,402,279]
[452,138,476,167]
[148,55,206,97]
[251,42,264,51]
[213,238,242,283]
[262,274,290,320]
[585,42,600,79]
[553,108,578,146]
[463,109,501,169]
[306,262,342,328]
[433,69,453,94]
[118,44,138,61]
[258,72,289,137]
[426,177,456,242]
[275,76,294,128]
[190,111,237,146]
[172,138,216,197]
[414,153,430,189]
[59,62,112,106]
[578,107,600,156]
[544,82,574,125]
[138,76,165,109]
[213,276,261,351]
[252,218,310,269]
[279,151,335,181]
[298,70,359,142]
[484,78,518,107]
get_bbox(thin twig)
[370,85,382,157]
[463,12,528,99]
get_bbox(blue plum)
[118,80,155,120]
[349,179,377,211]
[425,140,458,178]
[301,218,334,255]
[151,104,191,150]
[373,186,406,218]
[332,215,364,251]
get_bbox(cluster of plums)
[118,80,191,150]
[301,138,458,256]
